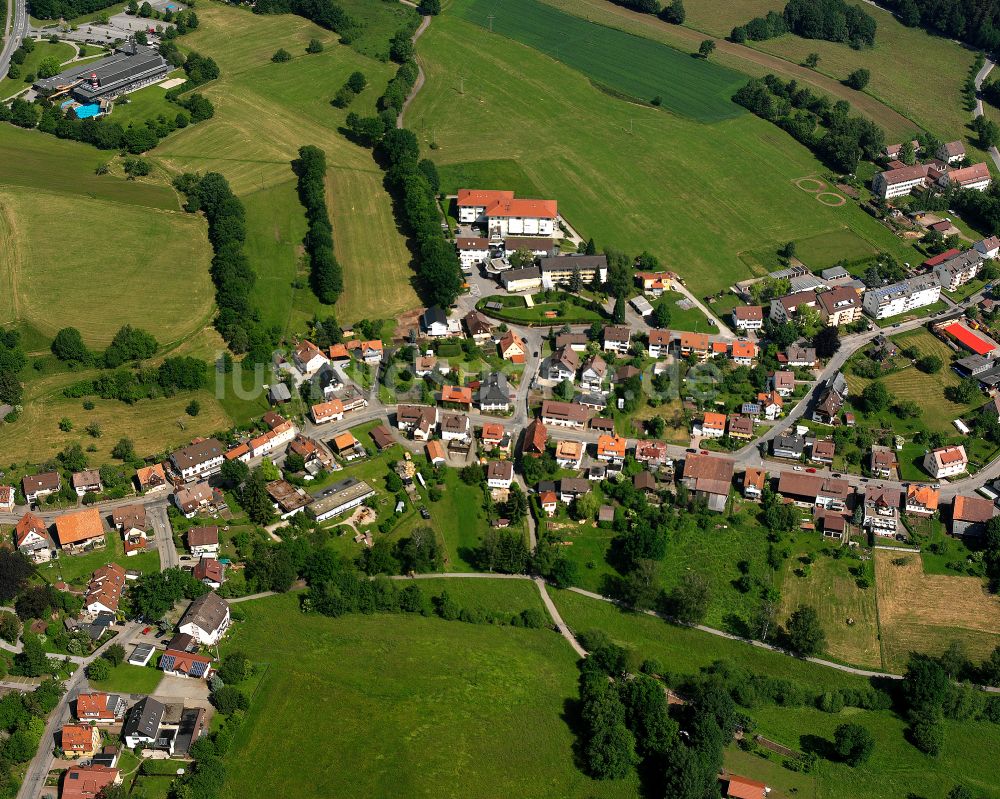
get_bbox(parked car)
[141,627,152,635]
[419,506,431,519]
[793,466,803,471]
[806,467,817,473]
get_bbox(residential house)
[111,504,145,532]
[480,422,511,454]
[456,189,515,224]
[817,286,863,326]
[951,494,995,537]
[700,412,727,439]
[596,435,627,464]
[187,526,220,558]
[635,440,669,469]
[975,236,1000,260]
[863,275,942,319]
[193,559,225,589]
[440,385,474,408]
[0,485,14,513]
[456,236,491,268]
[170,439,225,482]
[55,509,105,554]
[681,453,735,512]
[463,310,494,343]
[555,332,589,352]
[13,512,52,563]
[173,483,214,519]
[634,470,656,494]
[308,478,376,522]
[602,326,632,355]
[730,339,757,366]
[76,693,126,725]
[539,491,558,516]
[178,592,230,645]
[247,420,297,459]
[905,484,940,517]
[721,773,768,799]
[545,345,580,383]
[486,461,514,490]
[872,163,934,199]
[539,255,607,288]
[500,265,542,292]
[437,411,470,442]
[499,330,526,363]
[62,766,121,799]
[935,249,983,291]
[521,419,548,457]
[573,392,607,412]
[885,140,920,159]
[505,236,557,259]
[396,405,437,441]
[810,440,835,464]
[772,371,795,397]
[864,485,902,536]
[732,305,763,331]
[311,398,345,425]
[742,467,766,500]
[923,445,968,479]
[772,433,806,460]
[785,345,817,368]
[479,372,511,412]
[331,431,365,460]
[757,391,784,420]
[635,270,674,295]
[360,340,384,365]
[871,446,898,479]
[940,162,991,191]
[479,195,558,238]
[22,471,60,503]
[554,440,584,469]
[292,340,329,377]
[727,414,754,440]
[122,528,148,557]
[289,434,333,470]
[328,343,350,366]
[559,478,592,504]
[422,306,450,337]
[160,649,213,679]
[579,355,608,393]
[812,372,848,424]
[679,332,710,360]
[266,480,310,519]
[770,290,818,324]
[647,329,672,359]
[816,478,852,512]
[62,724,101,758]
[541,400,590,429]
[71,470,102,497]
[414,355,438,378]
[122,697,169,750]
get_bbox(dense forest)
[888,0,1000,51]
[733,0,876,46]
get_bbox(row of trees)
[888,0,1000,52]
[61,356,208,404]
[331,69,366,108]
[252,0,357,41]
[0,326,25,408]
[292,145,343,303]
[733,74,885,173]
[783,0,876,46]
[174,172,276,363]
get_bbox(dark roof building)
[35,43,171,103]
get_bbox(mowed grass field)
[875,550,1000,671]
[410,7,922,295]
[550,588,1000,799]
[0,186,215,346]
[458,0,747,122]
[220,593,635,799]
[152,2,418,324]
[780,555,882,670]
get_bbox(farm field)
[0,186,214,347]
[875,549,1000,671]
[219,592,635,799]
[0,124,178,209]
[537,0,915,139]
[458,0,748,123]
[151,1,416,323]
[409,8,923,296]
[779,553,882,670]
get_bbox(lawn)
[218,592,634,799]
[740,227,880,275]
[661,291,715,333]
[89,661,163,695]
[548,520,619,594]
[779,552,882,670]
[457,0,748,123]
[875,549,1000,671]
[437,159,545,199]
[0,124,178,209]
[0,40,76,100]
[150,1,417,323]
[107,74,186,128]
[37,531,160,586]
[409,576,546,617]
[409,7,924,296]
[429,469,497,572]
[0,185,214,347]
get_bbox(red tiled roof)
[943,323,996,356]
[483,198,558,219]
[456,189,515,207]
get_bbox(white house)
[939,162,992,192]
[484,197,558,238]
[178,592,231,646]
[455,236,491,269]
[872,164,932,199]
[292,340,329,377]
[974,236,1000,260]
[187,526,220,558]
[539,255,607,289]
[439,412,471,442]
[486,461,514,490]
[863,275,941,319]
[732,305,763,331]
[456,189,514,225]
[122,697,167,750]
[923,445,968,479]
[170,439,225,482]
[769,290,818,324]
[579,355,608,393]
[937,140,966,164]
[647,329,671,359]
[934,250,982,291]
[602,326,631,355]
[13,512,52,564]
[422,306,450,337]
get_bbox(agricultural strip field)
[0,186,215,347]
[537,0,915,139]
[409,6,923,296]
[550,587,1000,799]
[151,1,417,324]
[779,555,882,670]
[220,593,635,799]
[875,550,1000,671]
[0,124,179,209]
[457,0,748,123]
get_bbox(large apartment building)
[862,275,941,319]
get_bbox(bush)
[271,48,292,62]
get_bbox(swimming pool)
[74,104,101,119]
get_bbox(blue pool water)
[74,104,101,118]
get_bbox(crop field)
[875,550,1000,671]
[0,186,214,347]
[151,1,417,324]
[779,554,882,670]
[410,9,923,296]
[220,593,634,799]
[0,125,178,208]
[457,0,748,123]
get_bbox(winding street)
[973,57,1000,173]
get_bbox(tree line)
[174,172,278,363]
[251,0,357,41]
[292,145,343,304]
[733,74,885,173]
[0,327,25,410]
[733,0,876,45]
[887,0,1000,52]
[62,356,208,404]
[606,0,687,24]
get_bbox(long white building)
[862,275,941,319]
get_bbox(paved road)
[974,58,1000,172]
[147,503,179,570]
[0,0,28,89]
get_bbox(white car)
[793,466,803,471]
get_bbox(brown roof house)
[55,509,106,555]
[681,453,734,512]
[952,495,995,538]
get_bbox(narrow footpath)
[396,0,430,129]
